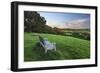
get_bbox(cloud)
[46,18,90,29]
[47,21,67,28]
[64,18,90,29]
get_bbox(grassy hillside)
[24,32,90,62]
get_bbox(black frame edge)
[95,7,98,66]
[12,1,97,9]
[11,2,18,72]
[11,1,98,72]
[13,64,97,72]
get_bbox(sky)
[38,11,90,29]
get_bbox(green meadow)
[24,32,90,62]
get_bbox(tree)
[24,11,46,32]
[24,11,65,36]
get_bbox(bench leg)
[45,49,47,53]
[52,43,56,51]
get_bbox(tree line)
[24,11,90,40]
[24,11,64,35]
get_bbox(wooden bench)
[39,36,56,53]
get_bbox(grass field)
[24,32,90,62]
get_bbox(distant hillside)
[60,28,90,31]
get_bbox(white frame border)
[18,5,96,68]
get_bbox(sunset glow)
[39,12,90,29]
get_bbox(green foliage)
[24,11,66,36]
[24,11,47,32]
[71,32,90,40]
[24,32,90,61]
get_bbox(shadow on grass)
[28,42,90,61]
[32,42,62,61]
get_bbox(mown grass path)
[24,32,90,61]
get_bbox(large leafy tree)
[24,11,47,32]
[24,11,64,35]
